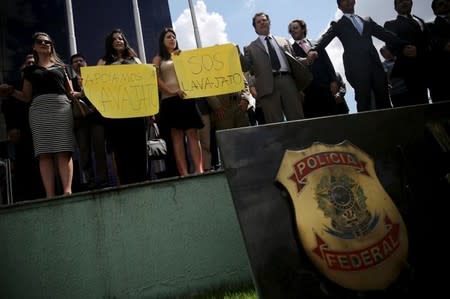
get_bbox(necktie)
[299,40,310,53]
[265,36,281,71]
[350,15,363,35]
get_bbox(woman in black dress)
[151,28,204,176]
[97,29,148,185]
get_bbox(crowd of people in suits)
[0,0,448,201]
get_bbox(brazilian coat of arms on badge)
[276,141,408,291]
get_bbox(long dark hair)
[157,27,179,60]
[102,29,138,64]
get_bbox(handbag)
[63,66,91,118]
[147,122,167,159]
[72,97,93,119]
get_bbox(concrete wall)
[0,172,252,298]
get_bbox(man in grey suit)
[312,0,415,112]
[243,12,314,124]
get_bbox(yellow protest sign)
[80,64,158,118]
[172,43,245,99]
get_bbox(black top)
[23,64,67,98]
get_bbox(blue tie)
[350,15,363,35]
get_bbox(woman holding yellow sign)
[152,28,204,176]
[97,29,148,185]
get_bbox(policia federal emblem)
[276,141,408,291]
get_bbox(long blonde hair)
[32,32,65,66]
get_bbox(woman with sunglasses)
[0,32,75,198]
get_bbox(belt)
[272,71,290,77]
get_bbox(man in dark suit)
[384,0,430,107]
[312,0,414,112]
[427,0,450,102]
[0,54,44,201]
[289,19,338,118]
[243,12,314,123]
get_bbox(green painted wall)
[0,172,252,298]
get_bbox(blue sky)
[167,0,434,113]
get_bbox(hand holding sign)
[172,43,245,99]
[80,64,158,118]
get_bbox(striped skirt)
[29,93,75,157]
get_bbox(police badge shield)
[276,141,408,291]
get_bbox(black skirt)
[159,96,204,130]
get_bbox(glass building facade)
[0,0,172,82]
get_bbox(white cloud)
[170,0,434,113]
[244,0,256,11]
[172,0,228,50]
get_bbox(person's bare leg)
[56,152,73,195]
[39,154,56,198]
[186,129,203,174]
[171,128,188,176]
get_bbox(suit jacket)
[244,35,296,99]
[427,16,450,101]
[314,15,406,86]
[428,16,450,52]
[292,39,336,88]
[427,16,450,65]
[384,15,430,78]
[292,39,337,117]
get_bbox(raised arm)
[0,79,32,102]
[314,21,338,51]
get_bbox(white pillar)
[132,0,146,62]
[65,0,77,55]
[188,0,202,48]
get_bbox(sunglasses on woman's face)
[35,39,52,46]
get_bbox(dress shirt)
[298,39,310,53]
[438,15,450,23]
[345,14,364,35]
[258,35,289,72]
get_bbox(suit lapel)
[273,36,285,53]
[307,39,315,48]
[342,15,362,36]
[397,15,422,32]
[254,38,268,56]
[413,14,426,31]
[292,42,306,57]
[360,16,368,36]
